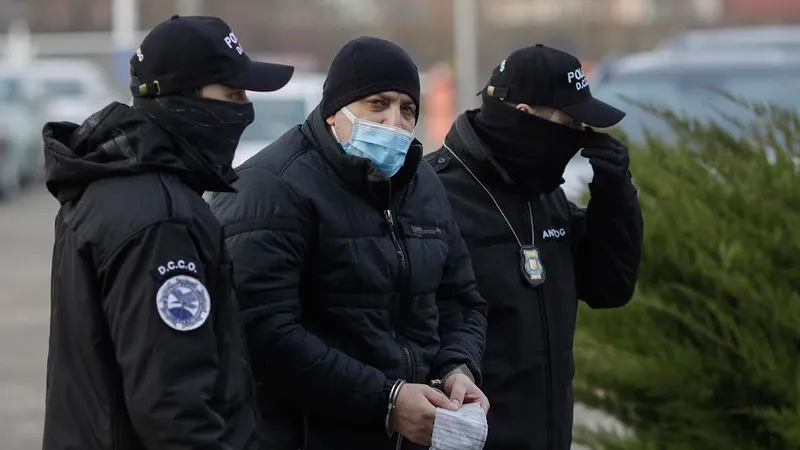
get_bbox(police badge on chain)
[156,275,211,331]
[520,244,546,286]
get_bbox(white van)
[233,71,325,168]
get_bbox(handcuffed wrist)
[384,379,406,437]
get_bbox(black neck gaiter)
[133,95,255,191]
[473,97,586,195]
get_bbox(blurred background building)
[6,0,800,79]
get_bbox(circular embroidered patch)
[155,275,211,331]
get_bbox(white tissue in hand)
[430,402,488,450]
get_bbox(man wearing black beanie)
[210,36,489,450]
[426,44,644,450]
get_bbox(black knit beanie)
[322,36,420,119]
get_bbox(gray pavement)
[0,187,58,449]
[0,186,616,449]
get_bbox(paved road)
[0,187,616,449]
[0,188,57,448]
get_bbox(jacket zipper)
[538,285,553,448]
[384,209,415,450]
[525,198,553,448]
[385,155,422,450]
[384,209,413,378]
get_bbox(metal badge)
[520,245,546,286]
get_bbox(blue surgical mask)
[332,107,414,177]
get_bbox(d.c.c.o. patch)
[155,275,210,331]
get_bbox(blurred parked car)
[657,25,800,52]
[25,57,122,124]
[561,47,800,203]
[592,48,800,141]
[232,71,325,168]
[0,62,47,198]
[586,51,634,85]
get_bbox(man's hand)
[443,373,490,414]
[391,383,455,445]
[580,130,630,184]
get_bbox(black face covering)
[133,95,255,188]
[473,96,587,194]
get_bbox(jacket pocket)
[313,293,401,375]
[400,222,449,291]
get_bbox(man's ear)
[325,115,336,126]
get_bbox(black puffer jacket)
[425,111,643,450]
[42,102,260,449]
[209,106,488,450]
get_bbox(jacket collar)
[444,110,549,198]
[444,110,515,187]
[301,105,422,209]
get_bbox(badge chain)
[443,142,534,246]
[443,143,545,285]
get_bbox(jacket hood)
[44,101,230,204]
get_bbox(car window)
[591,79,684,139]
[592,68,800,141]
[241,98,309,142]
[0,77,27,104]
[42,79,86,98]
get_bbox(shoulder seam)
[155,173,176,220]
[238,145,310,180]
[96,219,191,274]
[66,172,175,250]
[237,130,313,177]
[223,151,313,232]
[235,157,307,205]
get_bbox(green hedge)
[573,100,800,450]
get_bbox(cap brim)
[561,97,626,128]
[226,61,295,92]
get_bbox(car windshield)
[592,67,800,142]
[241,98,308,142]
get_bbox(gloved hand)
[580,129,630,186]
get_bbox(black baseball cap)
[483,44,625,128]
[130,15,294,97]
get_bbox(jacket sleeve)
[432,200,489,385]
[210,167,389,427]
[97,220,229,450]
[570,174,644,309]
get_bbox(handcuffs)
[384,364,474,437]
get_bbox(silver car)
[562,47,800,204]
[0,68,46,198]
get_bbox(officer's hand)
[580,129,630,184]
[391,383,454,445]
[443,373,490,414]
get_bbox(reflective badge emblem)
[156,275,210,331]
[520,245,546,286]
